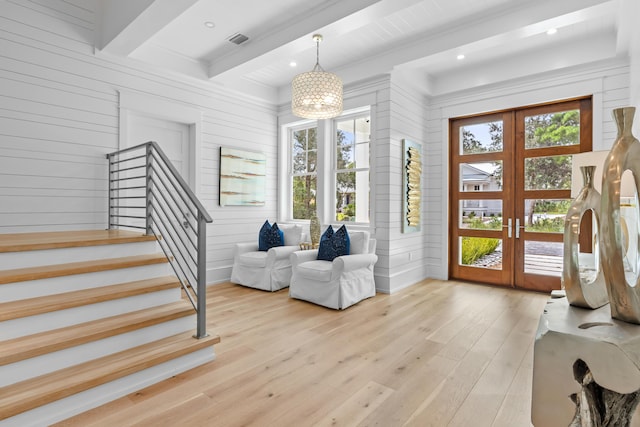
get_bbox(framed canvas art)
[219,147,266,206]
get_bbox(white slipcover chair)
[289,230,377,309]
[230,224,304,292]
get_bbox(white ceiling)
[98,0,629,105]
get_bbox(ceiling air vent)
[228,33,249,45]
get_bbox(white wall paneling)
[0,1,277,284]
[119,89,202,191]
[379,74,429,293]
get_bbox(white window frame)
[332,110,371,225]
[288,123,318,221]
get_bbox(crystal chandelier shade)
[291,34,343,119]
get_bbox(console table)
[532,295,640,426]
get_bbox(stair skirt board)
[0,241,160,270]
[0,264,172,303]
[0,288,181,341]
[0,347,216,427]
[0,316,195,387]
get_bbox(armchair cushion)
[290,249,320,266]
[348,231,370,255]
[280,224,303,246]
[333,253,379,274]
[237,251,268,268]
[258,220,284,251]
[296,260,333,282]
[317,225,350,261]
[234,242,259,256]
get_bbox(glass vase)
[310,212,321,246]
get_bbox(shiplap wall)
[424,59,631,280]
[373,75,427,293]
[0,0,278,284]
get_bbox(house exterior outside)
[460,163,502,217]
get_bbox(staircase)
[0,229,219,427]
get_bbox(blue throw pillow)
[316,226,334,259]
[317,225,350,261]
[258,220,284,251]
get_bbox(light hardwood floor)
[56,279,549,427]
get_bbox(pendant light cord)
[313,34,324,72]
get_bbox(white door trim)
[118,90,203,194]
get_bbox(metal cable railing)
[106,141,212,338]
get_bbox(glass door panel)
[515,99,592,292]
[459,200,503,230]
[459,237,503,270]
[524,109,581,149]
[459,161,503,192]
[459,121,504,154]
[450,113,513,286]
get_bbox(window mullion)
[316,120,330,225]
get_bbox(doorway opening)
[449,97,593,292]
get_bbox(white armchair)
[230,224,303,292]
[289,231,377,309]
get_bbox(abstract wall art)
[219,147,266,206]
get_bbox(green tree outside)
[292,127,317,219]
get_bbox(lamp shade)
[291,70,343,119]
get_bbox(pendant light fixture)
[291,34,343,119]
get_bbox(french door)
[449,98,592,292]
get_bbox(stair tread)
[0,301,194,366]
[0,276,181,322]
[0,332,220,421]
[0,253,168,285]
[0,230,157,253]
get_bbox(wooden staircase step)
[0,301,194,366]
[0,332,220,421]
[0,253,168,285]
[0,230,157,253]
[0,276,181,322]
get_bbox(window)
[473,185,480,191]
[335,114,370,222]
[283,107,372,225]
[290,125,317,220]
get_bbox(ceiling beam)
[332,0,614,87]
[431,31,618,97]
[207,0,421,79]
[99,0,199,57]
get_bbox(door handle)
[516,218,522,239]
[503,218,512,238]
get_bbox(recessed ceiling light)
[457,54,465,60]
[289,61,297,67]
[204,21,215,29]
[546,28,557,35]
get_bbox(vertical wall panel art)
[402,139,422,233]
